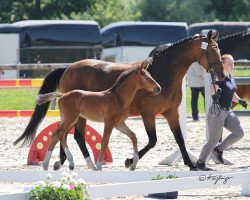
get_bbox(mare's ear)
[207,30,212,42]
[140,57,153,71]
[212,32,219,41]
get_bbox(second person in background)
[187,61,205,121]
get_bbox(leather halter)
[204,43,223,75]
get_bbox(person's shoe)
[195,160,215,171]
[193,117,200,121]
[212,146,224,164]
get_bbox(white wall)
[0,34,20,78]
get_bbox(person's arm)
[232,92,241,103]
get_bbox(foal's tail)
[37,92,63,106]
[13,67,66,147]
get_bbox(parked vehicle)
[0,20,103,78]
[101,21,189,62]
[189,21,250,38]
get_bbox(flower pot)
[148,191,178,199]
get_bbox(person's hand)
[238,99,248,109]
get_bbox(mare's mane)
[152,35,205,60]
[218,30,249,42]
[110,67,137,91]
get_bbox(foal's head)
[136,58,161,94]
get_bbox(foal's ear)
[140,57,153,71]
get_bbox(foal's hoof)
[53,161,61,170]
[125,158,132,168]
[130,165,136,171]
[43,164,48,171]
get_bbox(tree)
[207,0,250,21]
[0,0,35,22]
[138,0,216,25]
[74,0,141,27]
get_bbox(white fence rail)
[0,169,250,199]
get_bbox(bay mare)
[14,30,225,170]
[37,59,161,171]
[149,31,250,108]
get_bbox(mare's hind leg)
[74,117,96,170]
[115,122,139,171]
[163,110,195,170]
[125,113,157,167]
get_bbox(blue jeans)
[190,87,205,120]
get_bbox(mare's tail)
[37,92,63,106]
[13,67,66,146]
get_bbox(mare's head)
[198,30,225,81]
[136,58,161,94]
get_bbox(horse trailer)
[189,21,250,38]
[0,20,103,78]
[101,21,189,63]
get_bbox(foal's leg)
[115,122,139,171]
[58,118,78,170]
[55,117,96,170]
[125,113,157,167]
[163,110,195,169]
[54,134,67,170]
[43,129,60,170]
[96,124,113,170]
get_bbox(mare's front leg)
[163,110,195,170]
[125,113,157,168]
[115,122,139,171]
[96,124,113,170]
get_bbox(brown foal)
[38,58,161,170]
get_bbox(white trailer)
[101,21,189,63]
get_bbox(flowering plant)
[29,172,89,200]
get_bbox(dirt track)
[0,115,249,199]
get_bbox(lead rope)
[210,73,221,116]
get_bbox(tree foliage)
[0,0,249,26]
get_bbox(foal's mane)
[110,66,137,91]
[152,35,205,60]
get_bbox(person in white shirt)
[186,62,205,121]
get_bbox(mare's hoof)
[53,161,61,170]
[125,158,132,168]
[190,166,199,171]
[69,165,74,171]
